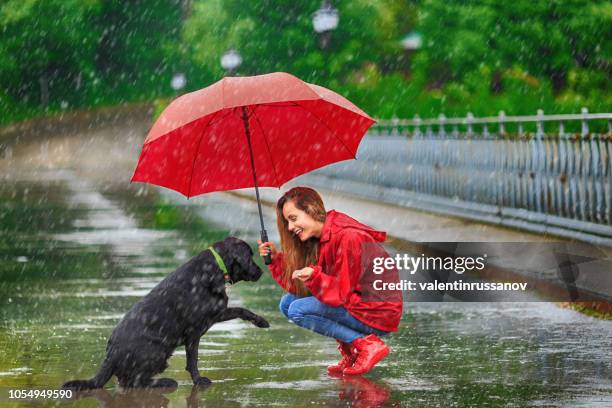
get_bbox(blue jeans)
[279,293,388,343]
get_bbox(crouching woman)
[258,187,402,375]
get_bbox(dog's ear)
[223,237,253,256]
[223,236,244,246]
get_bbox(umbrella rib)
[293,101,356,159]
[207,109,234,127]
[251,107,281,187]
[187,111,219,198]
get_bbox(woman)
[258,187,402,375]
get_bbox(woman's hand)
[257,240,278,260]
[292,267,314,282]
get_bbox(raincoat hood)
[320,210,387,243]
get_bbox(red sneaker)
[327,340,356,375]
[343,334,389,375]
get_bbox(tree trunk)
[490,70,503,95]
[39,72,49,109]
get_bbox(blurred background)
[1,2,611,406]
[1,0,610,125]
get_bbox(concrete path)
[231,183,563,243]
[1,108,609,303]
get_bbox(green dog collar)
[208,246,230,282]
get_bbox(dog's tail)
[62,355,114,391]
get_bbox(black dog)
[62,237,269,390]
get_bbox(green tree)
[93,0,184,101]
[182,0,396,88]
[0,0,101,110]
[416,0,611,95]
[1,0,609,125]
[0,0,185,119]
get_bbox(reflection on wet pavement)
[0,167,610,407]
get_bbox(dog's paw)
[253,317,270,328]
[61,380,96,391]
[194,376,211,386]
[151,378,178,388]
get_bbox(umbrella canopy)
[131,72,375,197]
[131,72,375,264]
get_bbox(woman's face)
[282,200,323,241]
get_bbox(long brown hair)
[276,187,326,297]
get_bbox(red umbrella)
[131,72,375,263]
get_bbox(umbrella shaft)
[242,107,266,233]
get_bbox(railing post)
[533,109,545,213]
[498,111,506,136]
[578,107,589,221]
[567,119,579,220]
[412,114,422,192]
[536,109,544,136]
[581,107,589,137]
[582,108,604,223]
[391,116,399,137]
[558,120,570,218]
[438,113,446,137]
[413,114,422,138]
[437,114,447,196]
[466,112,474,137]
[426,124,433,138]
[465,112,475,200]
[498,111,507,207]
[452,124,459,138]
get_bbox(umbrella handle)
[261,230,272,265]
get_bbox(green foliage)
[0,0,101,112]
[414,0,611,113]
[154,203,181,229]
[0,0,609,126]
[182,0,394,87]
[152,97,172,120]
[0,0,183,125]
[92,0,183,100]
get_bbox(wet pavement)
[0,120,611,407]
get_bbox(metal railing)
[310,109,612,245]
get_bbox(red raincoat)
[269,210,403,332]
